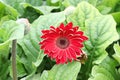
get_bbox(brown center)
[56,37,70,49]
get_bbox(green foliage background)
[0,0,120,80]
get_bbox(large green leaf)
[25,0,43,6]
[21,73,41,80]
[96,0,119,14]
[0,2,18,19]
[0,20,25,80]
[34,6,59,15]
[63,0,98,7]
[2,0,42,17]
[67,1,119,64]
[112,12,120,25]
[0,41,10,62]
[18,12,65,74]
[63,0,82,7]
[85,16,116,49]
[0,2,19,25]
[21,3,60,22]
[10,50,44,78]
[46,0,60,6]
[40,62,81,80]
[10,55,27,78]
[10,45,27,78]
[88,57,120,80]
[85,15,119,63]
[3,0,42,6]
[20,3,42,23]
[114,0,120,12]
[22,3,42,14]
[63,0,119,14]
[67,1,101,27]
[113,44,120,80]
[67,2,119,80]
[22,3,59,15]
[86,9,119,80]
[0,20,25,54]
[0,56,10,80]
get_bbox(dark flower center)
[56,37,70,49]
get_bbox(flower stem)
[12,39,17,80]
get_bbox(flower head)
[39,22,88,64]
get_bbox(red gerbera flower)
[39,22,88,64]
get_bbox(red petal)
[50,26,55,30]
[81,36,88,40]
[59,23,65,30]
[76,49,83,55]
[73,26,79,31]
[52,48,60,58]
[42,30,49,34]
[71,38,83,42]
[65,22,73,30]
[68,47,76,59]
[57,50,64,59]
[75,31,83,35]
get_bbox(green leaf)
[0,20,25,54]
[22,3,42,14]
[2,0,25,15]
[67,1,119,64]
[88,57,120,80]
[10,55,27,77]
[67,2,119,80]
[21,3,43,23]
[0,20,25,80]
[2,0,24,6]
[21,73,41,80]
[25,0,43,6]
[3,0,42,6]
[63,0,98,7]
[96,5,112,14]
[0,28,9,55]
[67,1,101,27]
[2,0,42,16]
[114,1,120,12]
[3,0,43,16]
[0,60,11,79]
[0,15,14,26]
[0,2,18,19]
[96,0,119,14]
[51,0,59,3]
[118,68,120,74]
[85,15,118,51]
[0,41,10,55]
[10,49,44,78]
[63,0,82,7]
[1,20,25,41]
[22,3,59,15]
[34,6,59,14]
[83,13,118,80]
[0,2,19,25]
[112,12,120,24]
[18,12,65,74]
[46,0,60,6]
[0,56,10,80]
[40,62,81,80]
[87,0,98,6]
[113,44,120,64]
